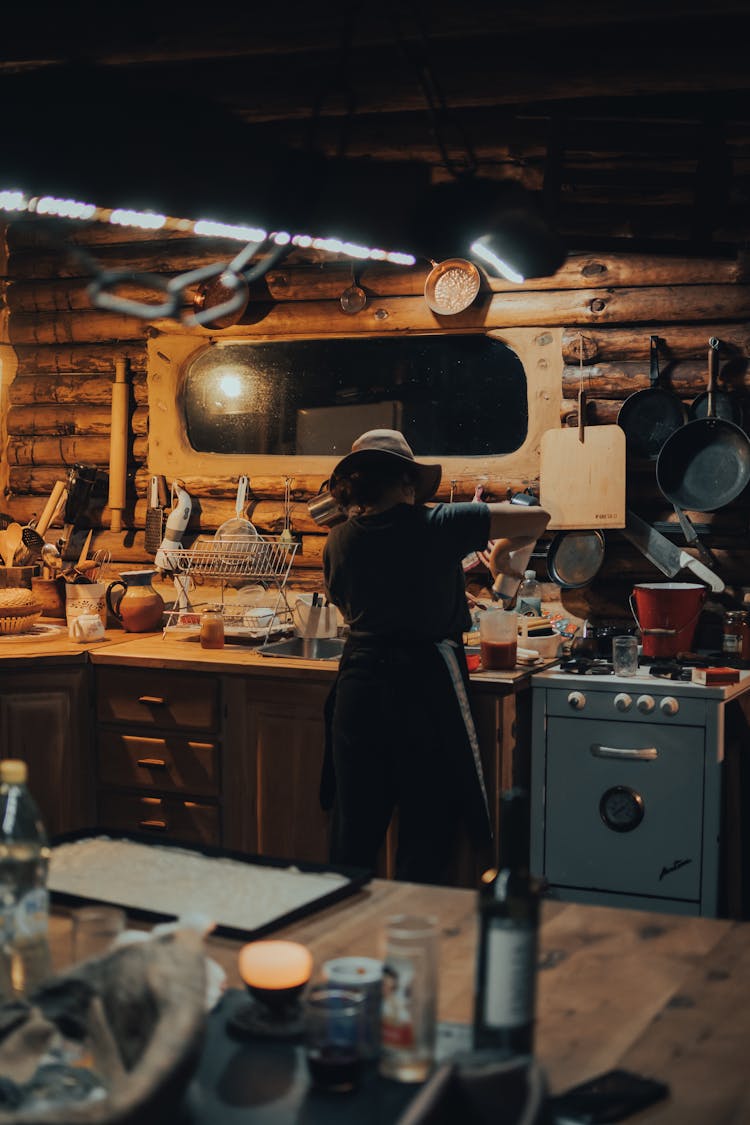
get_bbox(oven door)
[543,717,704,902]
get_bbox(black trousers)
[327,641,484,885]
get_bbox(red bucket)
[630,583,707,659]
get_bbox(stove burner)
[559,656,614,675]
[649,662,694,681]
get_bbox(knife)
[622,509,725,593]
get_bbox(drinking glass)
[479,610,518,671]
[379,914,439,1083]
[612,634,639,676]
[71,905,126,963]
[304,985,365,1093]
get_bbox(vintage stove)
[530,661,750,918]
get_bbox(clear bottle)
[472,788,539,1059]
[0,759,51,999]
[516,570,542,617]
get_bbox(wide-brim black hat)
[330,429,442,504]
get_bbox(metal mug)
[307,481,346,528]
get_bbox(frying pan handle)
[707,337,720,418]
[649,335,660,389]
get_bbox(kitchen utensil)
[280,477,294,545]
[0,532,11,568]
[21,526,45,562]
[36,481,67,537]
[423,258,481,315]
[145,475,166,554]
[2,524,22,567]
[108,357,129,533]
[689,337,743,424]
[155,482,192,571]
[339,267,367,314]
[546,529,606,588]
[41,542,61,580]
[621,509,724,592]
[617,335,687,460]
[307,481,346,528]
[540,337,626,529]
[656,379,750,513]
[215,475,258,544]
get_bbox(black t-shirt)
[323,502,491,640]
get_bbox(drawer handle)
[591,744,658,761]
[138,695,166,706]
[136,758,167,769]
[139,819,168,831]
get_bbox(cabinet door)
[244,681,331,864]
[0,669,92,837]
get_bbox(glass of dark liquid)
[304,986,365,1093]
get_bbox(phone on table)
[549,1068,669,1124]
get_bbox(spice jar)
[722,610,750,661]
[200,607,225,649]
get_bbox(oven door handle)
[590,744,658,761]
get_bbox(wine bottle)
[472,788,539,1058]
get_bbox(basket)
[0,608,43,634]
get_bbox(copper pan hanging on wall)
[423,258,481,315]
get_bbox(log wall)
[1,217,749,616]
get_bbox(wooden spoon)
[4,523,23,568]
[0,531,10,567]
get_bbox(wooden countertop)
[0,626,143,667]
[48,881,750,1122]
[87,631,545,686]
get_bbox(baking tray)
[49,830,371,943]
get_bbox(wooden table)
[49,881,750,1123]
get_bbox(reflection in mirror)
[183,336,528,457]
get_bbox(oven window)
[183,336,528,457]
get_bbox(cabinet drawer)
[98,731,220,796]
[96,668,219,732]
[97,791,220,846]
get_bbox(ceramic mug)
[65,582,107,639]
[70,612,106,642]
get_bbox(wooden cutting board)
[540,390,626,529]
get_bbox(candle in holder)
[229,940,313,1039]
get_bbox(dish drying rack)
[162,536,299,640]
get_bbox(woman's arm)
[484,503,551,603]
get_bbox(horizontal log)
[561,400,621,425]
[8,436,147,466]
[8,310,151,345]
[14,345,147,376]
[561,360,714,398]
[9,373,148,406]
[7,405,148,436]
[562,324,750,363]
[6,252,745,311]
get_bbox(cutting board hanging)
[540,336,626,530]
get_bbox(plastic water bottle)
[516,571,542,617]
[0,760,51,999]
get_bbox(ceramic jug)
[106,570,165,632]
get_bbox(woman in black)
[322,429,550,884]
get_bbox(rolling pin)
[108,358,129,533]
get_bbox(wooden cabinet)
[0,666,93,837]
[94,667,224,847]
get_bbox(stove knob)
[660,696,680,716]
[636,694,655,714]
[614,692,632,712]
[567,691,586,710]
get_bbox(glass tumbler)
[379,914,439,1083]
[612,634,639,676]
[304,985,365,1093]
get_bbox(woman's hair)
[331,454,417,510]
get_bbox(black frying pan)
[656,399,750,514]
[617,335,687,460]
[546,530,606,588]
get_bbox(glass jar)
[200,607,225,649]
[722,610,750,661]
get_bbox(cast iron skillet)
[546,529,606,589]
[617,335,686,460]
[688,336,743,424]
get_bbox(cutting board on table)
[540,391,626,530]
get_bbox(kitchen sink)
[258,636,346,661]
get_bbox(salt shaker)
[379,914,439,1083]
